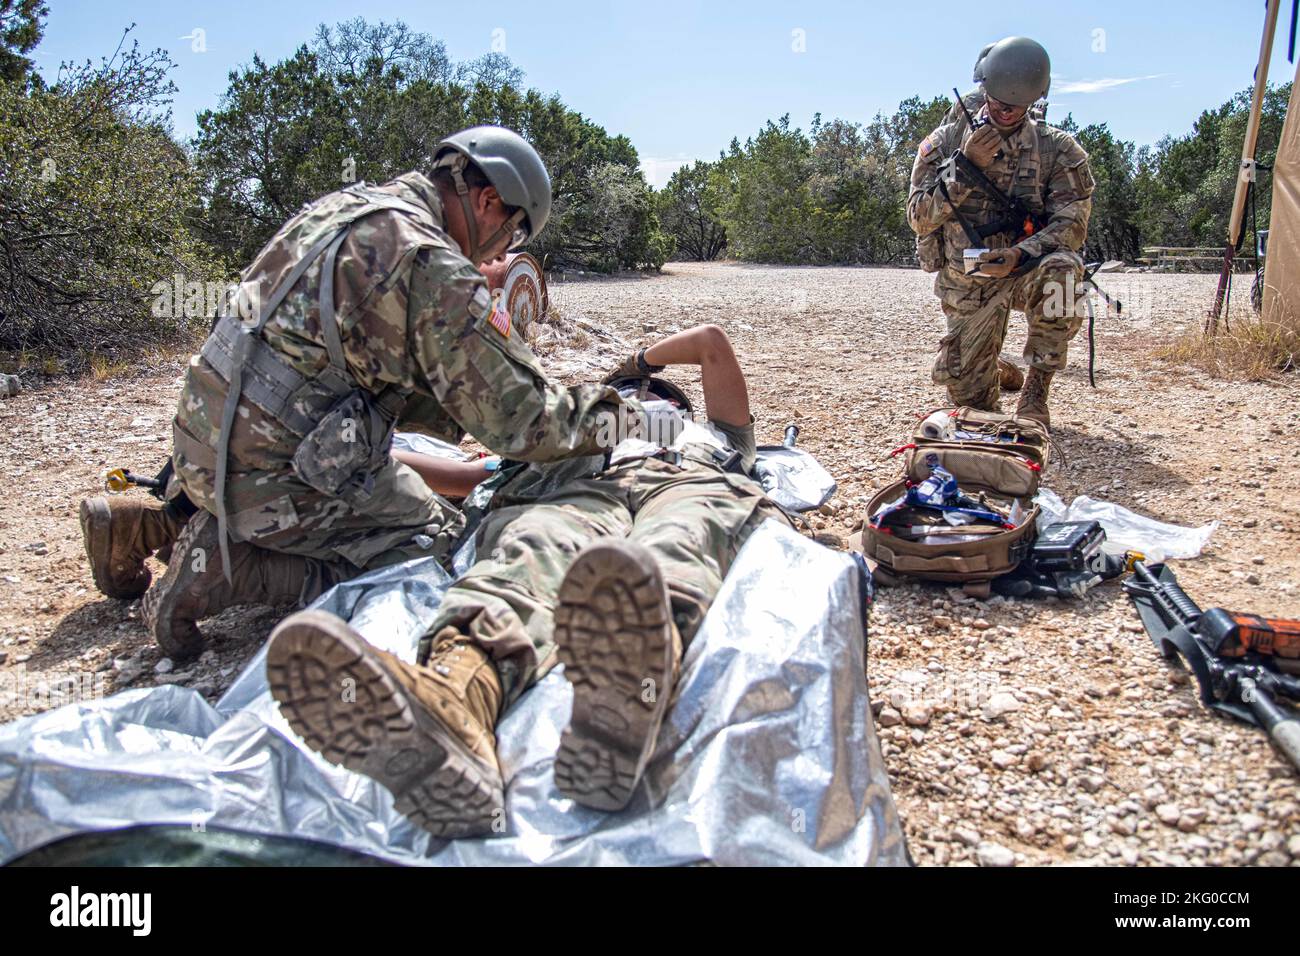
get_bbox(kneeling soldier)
[909,36,1095,430]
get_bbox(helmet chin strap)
[444,152,527,264]
[446,154,484,264]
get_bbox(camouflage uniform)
[909,115,1094,409]
[420,418,793,705]
[170,173,637,581]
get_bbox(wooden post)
[1209,0,1283,333]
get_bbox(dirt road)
[1,261,1297,865]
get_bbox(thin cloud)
[640,156,693,189]
[1053,74,1167,95]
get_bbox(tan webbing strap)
[210,197,427,580]
[212,226,347,581]
[893,552,989,574]
[873,542,989,575]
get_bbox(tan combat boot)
[141,509,346,662]
[266,610,505,838]
[79,496,186,600]
[1016,367,1055,431]
[553,539,681,812]
[997,357,1025,392]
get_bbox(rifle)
[1123,560,1300,771]
[950,89,1050,249]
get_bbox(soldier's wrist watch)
[635,348,665,375]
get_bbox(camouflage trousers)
[931,250,1085,409]
[170,428,466,596]
[420,452,793,706]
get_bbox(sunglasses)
[504,208,530,250]
[985,95,1027,115]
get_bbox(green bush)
[0,34,224,358]
[700,97,950,265]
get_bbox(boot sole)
[140,511,212,661]
[266,610,504,839]
[553,540,675,812]
[80,497,151,600]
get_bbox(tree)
[707,97,951,266]
[192,18,667,272]
[1055,115,1141,261]
[712,115,816,263]
[1133,82,1291,250]
[656,161,726,261]
[311,17,454,84]
[0,0,45,85]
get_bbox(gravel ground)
[1,260,1297,866]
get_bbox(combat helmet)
[433,126,552,263]
[977,37,1051,107]
[971,40,1001,83]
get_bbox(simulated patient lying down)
[265,323,795,837]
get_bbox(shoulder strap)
[212,225,348,579]
[210,197,432,579]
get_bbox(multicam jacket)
[908,113,1094,273]
[172,172,635,518]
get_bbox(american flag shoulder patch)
[486,296,511,339]
[919,133,939,160]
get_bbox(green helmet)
[977,36,1051,107]
[433,126,552,262]
[972,40,998,83]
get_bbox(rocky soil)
[1,261,1297,866]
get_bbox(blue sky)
[33,0,1300,186]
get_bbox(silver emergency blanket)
[0,521,904,865]
[754,445,837,512]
